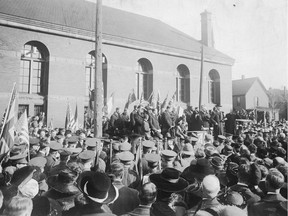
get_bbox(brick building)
[0,0,234,127]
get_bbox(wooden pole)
[93,0,103,137]
[199,44,204,108]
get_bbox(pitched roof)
[232,77,267,96]
[0,0,234,65]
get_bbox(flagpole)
[94,0,103,137]
[0,83,16,139]
[199,44,204,108]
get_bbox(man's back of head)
[139,182,157,206]
[266,168,285,191]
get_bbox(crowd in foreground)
[0,104,287,216]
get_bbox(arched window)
[176,64,190,103]
[85,52,108,101]
[20,42,49,95]
[136,58,153,100]
[208,69,220,105]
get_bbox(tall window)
[85,52,107,101]
[20,42,48,95]
[208,70,220,105]
[176,65,190,103]
[136,58,153,100]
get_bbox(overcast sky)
[93,0,287,89]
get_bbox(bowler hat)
[150,168,188,192]
[182,143,194,155]
[78,171,118,204]
[187,158,215,181]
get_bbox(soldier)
[45,141,62,174]
[78,150,95,172]
[109,162,140,215]
[118,151,140,189]
[141,140,155,175]
[161,150,177,169]
[49,149,72,177]
[142,153,161,184]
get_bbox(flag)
[124,89,137,109]
[168,90,177,106]
[139,92,144,105]
[70,103,79,131]
[65,102,75,131]
[15,110,29,145]
[88,89,94,118]
[177,106,184,117]
[106,93,114,115]
[156,91,161,113]
[160,94,169,110]
[48,118,54,131]
[148,91,156,108]
[0,83,17,156]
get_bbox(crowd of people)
[0,103,287,216]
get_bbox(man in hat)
[49,149,72,176]
[216,135,226,153]
[29,137,40,159]
[67,171,118,215]
[150,168,188,216]
[161,150,177,169]
[118,151,140,189]
[122,182,157,216]
[110,107,121,135]
[134,105,145,135]
[109,162,140,215]
[228,164,260,207]
[130,105,138,132]
[78,150,96,172]
[141,140,155,175]
[9,153,28,170]
[248,168,286,216]
[149,107,162,139]
[160,106,173,137]
[45,141,62,174]
[142,153,161,184]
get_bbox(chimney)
[241,75,245,80]
[201,10,214,47]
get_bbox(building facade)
[0,0,234,127]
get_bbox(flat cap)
[29,157,47,168]
[59,149,72,156]
[29,137,40,146]
[142,140,155,149]
[78,150,95,161]
[119,142,131,151]
[118,151,134,162]
[218,135,226,140]
[66,136,78,144]
[145,153,160,168]
[48,141,62,151]
[10,153,28,164]
[161,150,177,161]
[190,137,198,142]
[85,138,101,147]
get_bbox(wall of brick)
[0,25,233,127]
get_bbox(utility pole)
[199,44,204,108]
[94,0,103,137]
[285,86,288,120]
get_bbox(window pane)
[34,105,43,116]
[18,104,29,119]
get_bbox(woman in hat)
[67,171,119,216]
[43,169,81,212]
[150,167,188,216]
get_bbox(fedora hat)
[188,158,215,181]
[47,169,79,195]
[150,168,188,192]
[78,171,118,204]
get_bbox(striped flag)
[15,110,29,145]
[0,83,17,156]
[65,102,75,131]
[70,103,79,132]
